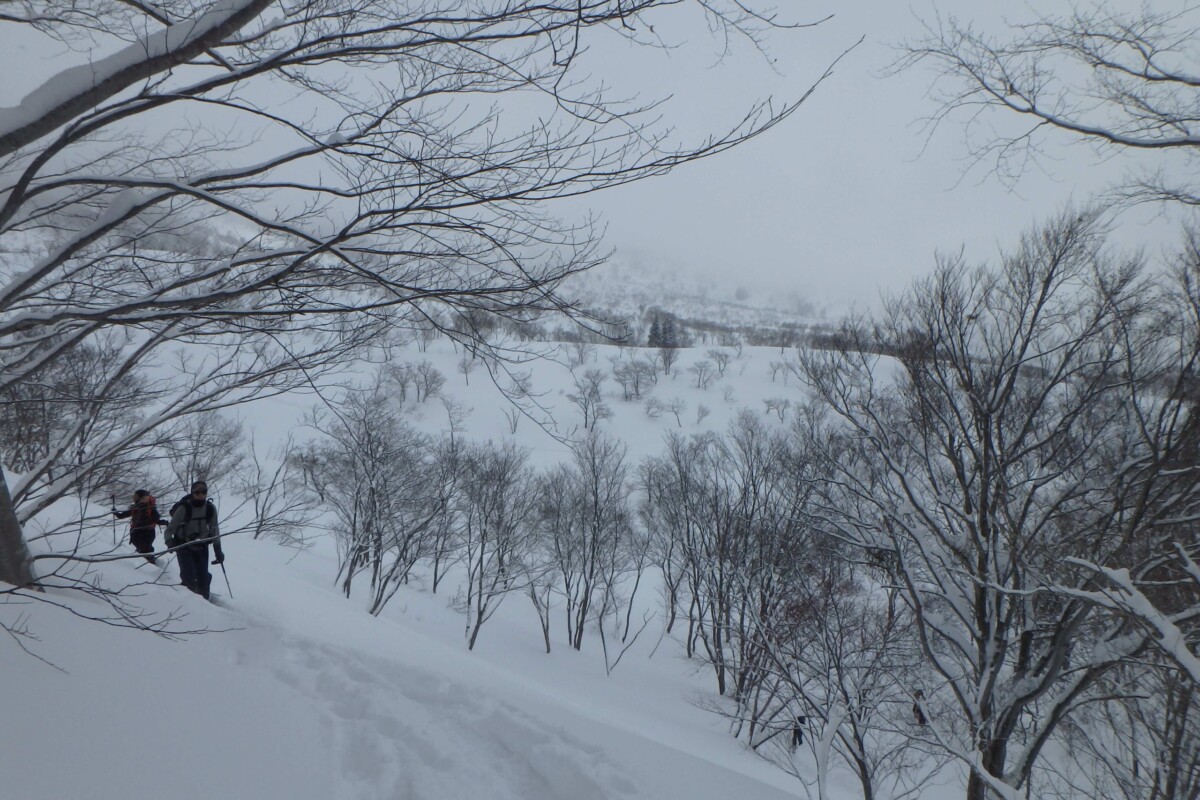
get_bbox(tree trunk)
[965,772,988,800]
[664,577,678,633]
[966,742,1009,800]
[572,592,590,651]
[0,470,36,588]
[468,609,484,651]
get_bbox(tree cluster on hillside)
[888,7,1200,791]
[296,381,644,653]
[796,212,1200,800]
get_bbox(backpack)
[170,496,217,542]
[129,496,161,529]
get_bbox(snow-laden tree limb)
[1061,555,1200,685]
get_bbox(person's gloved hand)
[212,553,224,565]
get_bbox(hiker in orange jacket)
[114,489,164,564]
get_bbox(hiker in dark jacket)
[164,481,224,599]
[791,715,807,749]
[114,489,163,564]
[912,690,928,727]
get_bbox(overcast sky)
[1,1,1190,315]
[561,0,1194,312]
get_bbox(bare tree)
[614,355,657,401]
[535,431,632,650]
[0,335,151,478]
[753,563,942,800]
[568,342,596,369]
[614,357,662,400]
[1052,661,1200,800]
[384,362,414,406]
[632,358,658,397]
[439,396,472,436]
[236,436,318,546]
[690,359,717,389]
[707,348,731,377]
[458,441,537,650]
[616,515,654,644]
[640,413,800,696]
[1051,245,1200,687]
[297,377,437,612]
[610,356,635,401]
[16,323,356,537]
[658,346,681,377]
[457,356,476,386]
[663,396,687,428]
[567,368,611,431]
[526,559,559,654]
[415,319,441,353]
[762,397,790,421]
[410,362,447,404]
[426,435,466,595]
[639,457,687,635]
[164,410,245,491]
[644,396,664,419]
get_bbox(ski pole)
[215,560,233,599]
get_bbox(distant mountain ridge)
[560,252,831,347]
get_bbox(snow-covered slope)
[5,339,906,800]
[8,535,807,800]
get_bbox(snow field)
[6,532,810,800]
[6,339,843,800]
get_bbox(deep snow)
[4,339,939,800]
[7,537,814,800]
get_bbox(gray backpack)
[170,497,216,542]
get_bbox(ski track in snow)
[231,618,635,800]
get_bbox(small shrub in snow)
[689,359,716,390]
[706,349,730,376]
[763,397,790,421]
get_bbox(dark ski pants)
[177,544,212,599]
[130,527,157,563]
